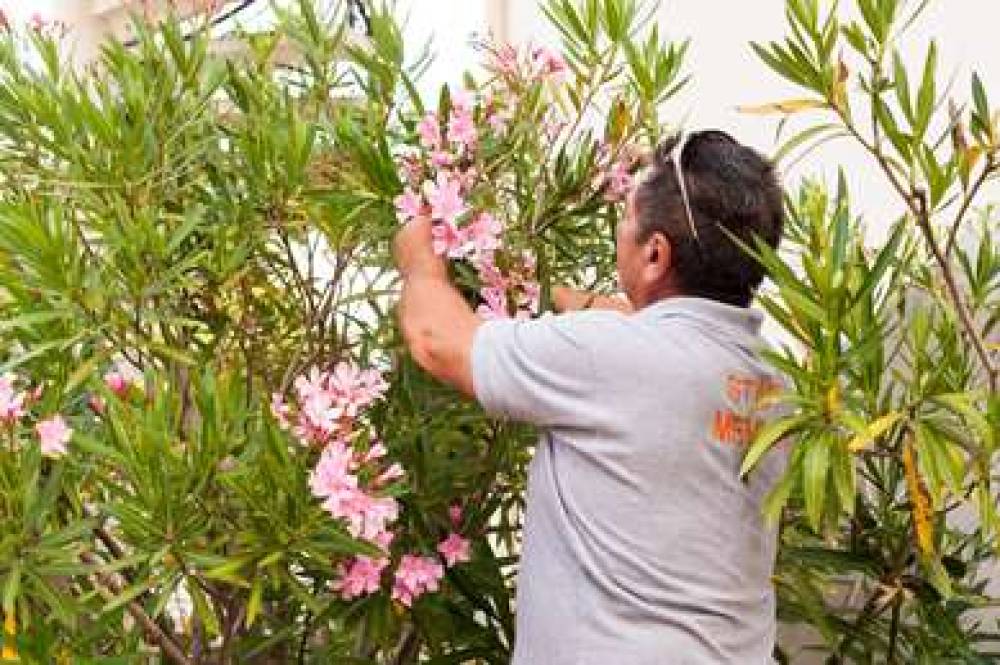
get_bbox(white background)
[9,0,999,239]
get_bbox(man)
[394,130,787,664]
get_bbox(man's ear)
[644,231,672,279]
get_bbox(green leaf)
[915,41,938,136]
[741,415,809,476]
[804,435,831,531]
[972,72,989,123]
[187,578,220,637]
[831,439,856,515]
[246,576,264,627]
[892,52,914,125]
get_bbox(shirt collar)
[633,296,764,335]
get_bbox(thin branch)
[80,551,192,665]
[912,189,997,392]
[835,108,997,391]
[944,158,996,257]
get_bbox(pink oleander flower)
[363,441,388,462]
[36,415,71,457]
[394,188,425,224]
[417,113,441,149]
[298,390,344,443]
[104,361,143,398]
[531,46,567,79]
[430,149,454,168]
[334,555,389,600]
[310,441,359,507]
[450,87,475,113]
[360,368,389,402]
[392,554,445,607]
[466,212,503,256]
[487,109,510,134]
[400,152,424,186]
[342,493,399,542]
[519,280,542,314]
[293,366,327,403]
[0,374,26,425]
[448,109,478,151]
[449,504,463,527]
[543,115,566,142]
[431,220,468,258]
[328,361,383,418]
[603,159,635,202]
[437,533,471,567]
[374,462,405,487]
[104,371,128,396]
[88,395,106,415]
[487,42,520,76]
[373,529,395,551]
[29,13,45,31]
[456,166,479,191]
[476,286,510,320]
[424,173,467,225]
[476,261,508,289]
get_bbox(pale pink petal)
[423,173,468,225]
[417,113,441,149]
[394,189,424,224]
[437,533,471,567]
[36,415,71,457]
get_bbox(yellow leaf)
[847,411,903,452]
[903,438,935,558]
[965,146,984,170]
[2,612,15,660]
[737,99,828,115]
[830,58,850,111]
[825,383,842,419]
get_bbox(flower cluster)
[273,363,389,446]
[0,372,72,457]
[276,363,471,606]
[392,42,572,321]
[395,39,638,320]
[0,10,67,37]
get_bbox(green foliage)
[745,0,1000,660]
[0,0,684,662]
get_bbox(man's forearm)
[398,273,481,397]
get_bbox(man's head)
[615,130,784,309]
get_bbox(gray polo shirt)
[470,296,787,664]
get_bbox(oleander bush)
[0,1,684,661]
[1,0,999,662]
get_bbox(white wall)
[499,0,1000,243]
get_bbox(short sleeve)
[470,313,599,428]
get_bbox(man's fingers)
[394,216,444,279]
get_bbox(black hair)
[633,130,784,307]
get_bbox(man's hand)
[552,286,634,314]
[394,216,447,280]
[394,217,481,398]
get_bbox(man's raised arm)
[394,217,481,398]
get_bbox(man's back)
[471,296,787,665]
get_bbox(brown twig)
[912,190,997,392]
[80,551,192,665]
